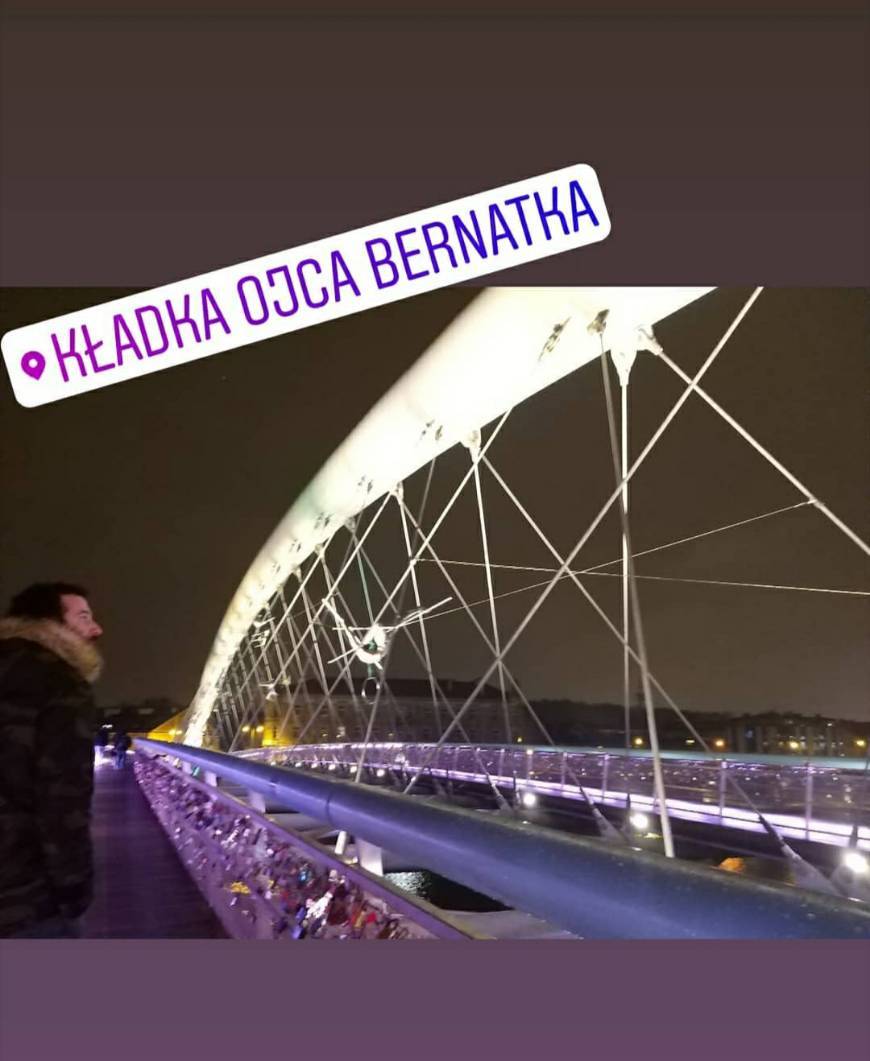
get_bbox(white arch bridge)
[140,287,870,939]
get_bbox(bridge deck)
[82,758,225,939]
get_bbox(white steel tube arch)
[185,287,714,746]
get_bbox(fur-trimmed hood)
[0,617,103,683]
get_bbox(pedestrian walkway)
[82,757,225,939]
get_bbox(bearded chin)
[87,640,105,682]
[65,627,104,683]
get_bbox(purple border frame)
[0,4,867,1058]
[2,941,868,1059]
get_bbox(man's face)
[60,594,103,641]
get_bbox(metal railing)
[134,749,473,940]
[135,738,870,939]
[245,742,870,849]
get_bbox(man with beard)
[0,583,104,938]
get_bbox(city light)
[788,740,800,750]
[521,791,537,808]
[630,812,650,831]
[856,739,867,749]
[633,737,644,748]
[842,851,868,875]
[713,739,725,750]
[376,768,386,778]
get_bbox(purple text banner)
[2,164,609,407]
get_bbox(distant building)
[714,713,869,758]
[195,683,870,758]
[526,700,870,759]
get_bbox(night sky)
[1,286,868,720]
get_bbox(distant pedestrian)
[94,727,109,764]
[113,730,132,768]
[0,582,104,938]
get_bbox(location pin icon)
[21,350,46,381]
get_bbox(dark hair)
[7,582,90,622]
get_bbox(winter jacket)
[0,618,101,935]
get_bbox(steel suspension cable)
[481,455,842,887]
[471,451,512,744]
[597,331,674,857]
[398,288,765,794]
[650,340,870,559]
[397,497,625,837]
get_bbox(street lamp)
[842,851,868,875]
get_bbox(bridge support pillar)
[356,838,384,876]
[204,771,218,788]
[247,790,267,812]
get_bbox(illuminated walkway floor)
[82,760,225,939]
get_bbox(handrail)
[246,741,870,848]
[135,738,870,940]
[251,741,870,773]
